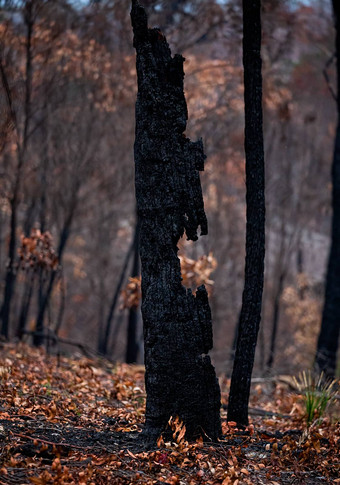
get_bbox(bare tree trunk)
[99,230,135,355]
[16,271,35,339]
[54,274,65,336]
[0,57,19,338]
[131,0,221,445]
[266,270,285,371]
[266,219,286,372]
[315,0,340,379]
[0,1,34,338]
[229,309,240,374]
[0,196,18,339]
[110,312,125,357]
[227,0,265,426]
[33,211,73,346]
[34,268,58,346]
[97,279,106,355]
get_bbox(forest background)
[0,0,336,376]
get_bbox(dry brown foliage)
[0,343,338,484]
[121,253,217,310]
[18,229,58,272]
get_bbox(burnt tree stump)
[131,0,221,445]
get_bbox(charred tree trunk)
[315,0,340,379]
[131,0,221,445]
[227,0,265,426]
[126,221,140,364]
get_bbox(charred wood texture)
[131,0,221,445]
[227,0,265,426]
[315,0,340,379]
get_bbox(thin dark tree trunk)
[99,230,135,355]
[23,199,36,236]
[16,201,38,338]
[33,212,73,346]
[23,1,33,152]
[37,105,49,318]
[0,2,33,338]
[97,280,106,355]
[266,270,285,371]
[0,196,18,339]
[315,1,340,379]
[258,319,265,372]
[34,268,58,346]
[131,0,221,445]
[297,244,306,300]
[110,312,125,356]
[229,310,240,374]
[0,57,20,338]
[126,221,140,363]
[54,273,65,336]
[266,220,286,372]
[16,270,35,339]
[227,0,265,426]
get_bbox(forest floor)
[0,343,338,485]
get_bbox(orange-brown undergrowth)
[0,343,338,484]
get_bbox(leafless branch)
[323,52,337,101]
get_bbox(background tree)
[315,0,340,379]
[0,0,335,375]
[0,0,37,338]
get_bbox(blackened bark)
[126,221,140,364]
[131,0,221,445]
[315,0,340,379]
[227,0,265,426]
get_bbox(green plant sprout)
[293,371,337,427]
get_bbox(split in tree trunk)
[227,0,265,427]
[131,0,221,445]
